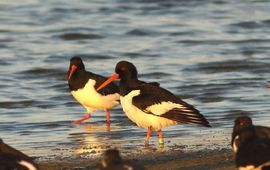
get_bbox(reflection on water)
[73,124,111,157]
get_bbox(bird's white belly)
[71,79,120,113]
[120,90,176,130]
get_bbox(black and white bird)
[231,116,270,170]
[97,61,211,144]
[98,149,145,170]
[0,138,39,170]
[68,57,120,124]
[231,116,270,152]
[236,137,270,170]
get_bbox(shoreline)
[37,148,235,170]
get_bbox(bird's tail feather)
[161,108,211,127]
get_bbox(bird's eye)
[120,67,126,71]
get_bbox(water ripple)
[186,60,269,73]
[17,68,66,79]
[230,21,262,29]
[126,29,150,36]
[0,100,40,109]
[57,33,104,40]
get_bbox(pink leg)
[105,109,111,132]
[72,113,91,123]
[105,109,110,124]
[157,129,164,145]
[145,128,152,145]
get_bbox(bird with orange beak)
[68,57,120,125]
[97,61,211,145]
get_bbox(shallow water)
[0,0,270,160]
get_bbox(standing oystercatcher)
[231,116,270,152]
[0,138,40,170]
[97,61,211,145]
[68,57,120,124]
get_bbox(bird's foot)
[144,140,150,146]
[158,139,164,147]
[72,119,84,124]
[72,114,91,123]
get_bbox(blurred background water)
[0,0,270,160]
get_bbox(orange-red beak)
[97,73,119,91]
[267,84,270,88]
[68,65,77,80]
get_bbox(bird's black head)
[96,61,138,92]
[68,57,85,80]
[234,116,253,132]
[115,61,138,81]
[231,116,253,150]
[101,149,122,168]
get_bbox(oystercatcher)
[98,149,145,170]
[231,116,270,152]
[235,137,270,170]
[97,61,211,145]
[68,57,120,124]
[0,138,39,170]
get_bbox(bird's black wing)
[90,73,120,95]
[132,84,211,127]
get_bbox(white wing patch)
[233,135,239,153]
[18,160,37,170]
[145,101,192,116]
[101,159,107,168]
[238,160,270,170]
[121,90,177,130]
[124,164,134,170]
[238,165,255,170]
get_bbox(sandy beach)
[38,148,235,170]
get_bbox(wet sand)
[38,148,235,170]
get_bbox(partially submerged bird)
[68,57,120,124]
[97,61,211,145]
[0,138,39,170]
[231,116,270,152]
[98,149,145,170]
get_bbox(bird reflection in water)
[73,124,112,157]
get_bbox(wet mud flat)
[38,148,235,170]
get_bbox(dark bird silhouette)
[98,149,145,170]
[231,116,270,170]
[231,116,270,152]
[0,138,40,170]
[97,61,211,145]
